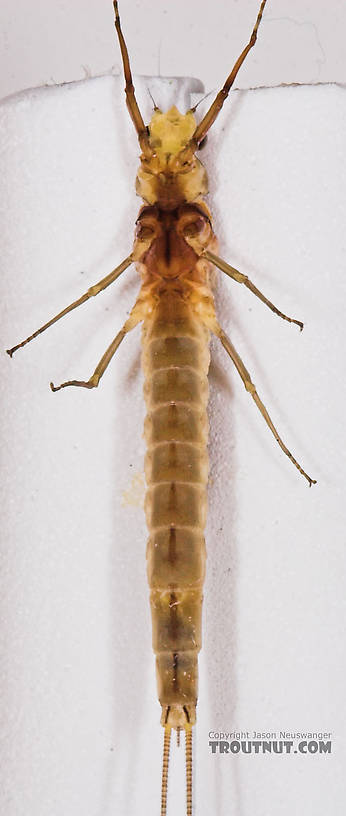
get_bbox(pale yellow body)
[130,108,218,727]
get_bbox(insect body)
[6,1,316,814]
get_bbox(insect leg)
[204,249,303,329]
[6,254,133,358]
[213,322,316,486]
[113,1,151,158]
[50,303,143,392]
[50,328,125,391]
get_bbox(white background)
[1,0,346,100]
[1,2,346,816]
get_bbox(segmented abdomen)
[142,292,210,728]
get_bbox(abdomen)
[142,293,210,729]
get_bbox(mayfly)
[6,1,316,814]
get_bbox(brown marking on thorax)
[132,202,217,292]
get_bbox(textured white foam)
[1,75,345,816]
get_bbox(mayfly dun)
[6,1,316,814]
